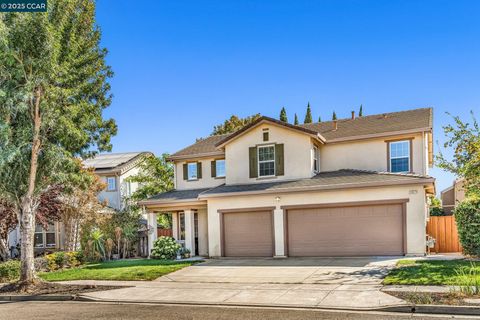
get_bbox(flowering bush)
[150,236,181,260]
[45,251,85,271]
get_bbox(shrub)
[34,256,49,272]
[0,260,20,282]
[150,236,181,260]
[454,197,480,256]
[44,251,85,271]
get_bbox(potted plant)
[182,248,191,259]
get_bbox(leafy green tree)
[127,154,174,204]
[436,112,480,196]
[332,111,338,120]
[0,0,116,285]
[294,114,299,125]
[279,107,288,122]
[211,114,261,135]
[304,103,313,124]
[429,196,444,216]
[359,104,363,117]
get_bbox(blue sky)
[95,0,480,194]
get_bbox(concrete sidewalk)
[64,280,405,309]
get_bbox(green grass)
[384,259,480,285]
[39,259,196,281]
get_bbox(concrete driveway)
[77,257,407,309]
[157,256,401,285]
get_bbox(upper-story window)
[216,159,226,177]
[258,145,275,177]
[389,140,410,172]
[313,146,319,172]
[107,176,116,191]
[187,162,198,180]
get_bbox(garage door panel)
[287,204,404,256]
[223,211,273,257]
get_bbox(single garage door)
[287,203,404,256]
[222,210,273,257]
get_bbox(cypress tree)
[359,104,363,117]
[279,107,288,122]
[294,113,299,125]
[332,111,337,120]
[318,116,321,122]
[304,102,313,124]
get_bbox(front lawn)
[39,259,196,281]
[383,259,480,285]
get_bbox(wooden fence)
[157,228,173,237]
[426,215,462,253]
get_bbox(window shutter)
[211,160,216,178]
[183,163,188,180]
[275,144,284,176]
[249,147,258,178]
[197,162,202,179]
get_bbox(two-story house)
[140,108,435,258]
[8,151,152,255]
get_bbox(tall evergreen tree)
[359,104,363,117]
[294,113,299,125]
[0,0,117,285]
[318,116,321,122]
[279,107,288,122]
[332,111,338,120]
[304,102,313,124]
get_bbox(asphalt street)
[0,301,479,320]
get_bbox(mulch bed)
[0,282,126,296]
[387,291,480,306]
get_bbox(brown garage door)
[287,203,404,256]
[222,210,274,257]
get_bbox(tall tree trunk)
[0,234,10,261]
[19,88,42,284]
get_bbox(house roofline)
[198,178,435,199]
[166,151,225,162]
[325,128,432,144]
[214,116,326,149]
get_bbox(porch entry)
[177,211,199,256]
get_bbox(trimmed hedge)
[454,197,480,257]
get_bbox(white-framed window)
[34,223,56,248]
[313,146,319,172]
[389,140,410,173]
[258,145,275,177]
[187,162,198,180]
[216,159,226,178]
[107,176,116,191]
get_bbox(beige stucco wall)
[225,123,316,185]
[175,158,226,190]
[197,208,209,256]
[205,184,427,257]
[320,133,426,175]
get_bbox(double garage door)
[222,203,405,257]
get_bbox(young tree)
[127,154,174,204]
[0,0,117,285]
[211,114,261,135]
[359,104,364,117]
[332,111,338,120]
[304,103,313,124]
[294,113,299,125]
[279,107,288,122]
[437,112,480,196]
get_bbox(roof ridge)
[300,107,432,126]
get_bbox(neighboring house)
[441,178,465,215]
[8,151,152,255]
[140,108,436,258]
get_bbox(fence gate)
[426,216,462,253]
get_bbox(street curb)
[0,295,75,302]
[3,294,480,316]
